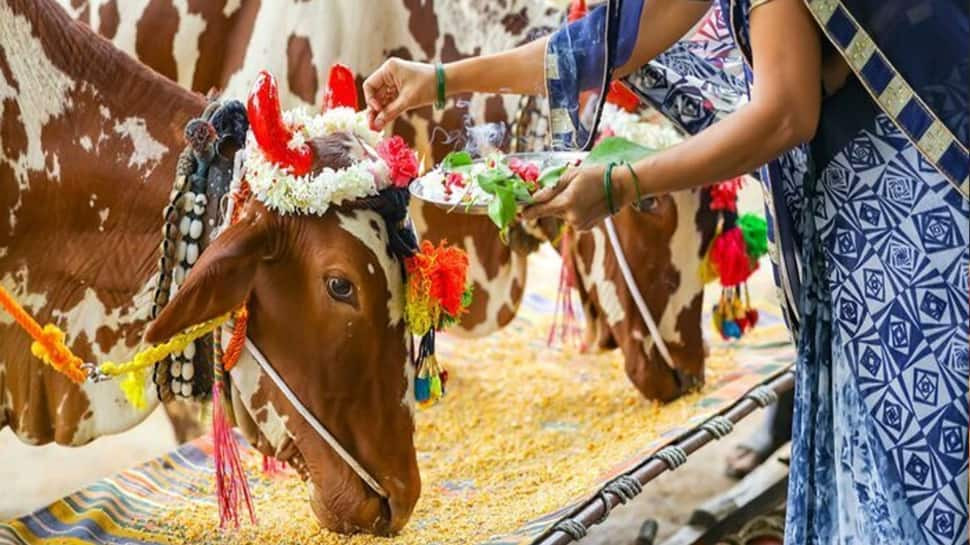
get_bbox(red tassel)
[212,380,256,528]
[548,229,582,347]
[709,228,756,286]
[709,178,743,212]
[262,455,286,476]
[324,63,359,111]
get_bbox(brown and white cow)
[63,0,716,400]
[2,0,421,534]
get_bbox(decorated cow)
[1,0,472,534]
[60,0,739,403]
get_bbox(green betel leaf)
[487,186,518,233]
[585,136,656,165]
[537,164,568,189]
[442,150,473,170]
[511,179,534,202]
[476,170,509,194]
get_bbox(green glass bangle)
[435,63,446,110]
[604,162,617,216]
[625,162,644,211]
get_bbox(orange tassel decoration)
[0,285,87,383]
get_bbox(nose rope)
[234,336,389,498]
[602,216,675,368]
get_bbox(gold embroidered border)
[804,0,969,199]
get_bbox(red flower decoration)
[377,135,419,187]
[444,172,466,195]
[709,177,743,212]
[406,240,470,317]
[508,157,539,183]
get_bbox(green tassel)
[737,213,768,260]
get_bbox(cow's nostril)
[371,497,394,535]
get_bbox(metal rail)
[534,366,796,545]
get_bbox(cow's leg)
[161,400,205,444]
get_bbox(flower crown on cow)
[243,67,470,406]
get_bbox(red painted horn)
[323,63,359,111]
[247,70,313,175]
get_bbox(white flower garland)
[245,107,390,216]
[599,103,683,149]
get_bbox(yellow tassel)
[404,296,436,337]
[119,368,149,410]
[98,313,229,407]
[699,248,720,284]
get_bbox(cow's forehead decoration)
[243,70,417,217]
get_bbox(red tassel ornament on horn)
[324,63,359,111]
[246,70,313,176]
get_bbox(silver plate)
[409,151,587,215]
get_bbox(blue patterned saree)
[544,2,969,544]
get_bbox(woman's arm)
[364,0,710,129]
[523,0,822,229]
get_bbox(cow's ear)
[145,206,271,343]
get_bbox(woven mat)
[1,248,794,545]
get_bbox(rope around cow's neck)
[0,281,230,408]
[603,216,675,368]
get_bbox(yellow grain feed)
[145,249,791,544]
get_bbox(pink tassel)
[262,455,286,476]
[548,229,582,348]
[212,380,256,528]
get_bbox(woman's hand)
[521,164,634,231]
[363,59,435,130]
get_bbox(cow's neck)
[0,0,204,445]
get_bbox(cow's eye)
[326,276,355,302]
[636,197,659,212]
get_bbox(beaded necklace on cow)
[150,99,248,404]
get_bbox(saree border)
[804,0,970,200]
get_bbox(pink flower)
[444,172,466,195]
[508,157,539,183]
[377,136,419,187]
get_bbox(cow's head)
[564,109,720,402]
[566,188,717,402]
[147,71,424,535]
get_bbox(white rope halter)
[224,150,388,499]
[603,216,675,368]
[233,337,389,498]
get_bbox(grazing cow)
[2,0,422,534]
[64,0,720,400]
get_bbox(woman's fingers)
[373,93,411,129]
[529,166,577,203]
[522,189,571,221]
[363,61,395,107]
